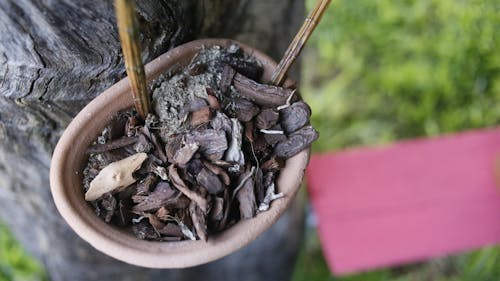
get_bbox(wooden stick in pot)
[115,0,150,119]
[271,0,332,86]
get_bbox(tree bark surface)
[0,1,304,280]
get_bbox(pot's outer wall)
[0,1,304,281]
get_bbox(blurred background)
[1,0,499,280]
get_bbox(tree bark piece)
[233,73,296,107]
[274,125,319,158]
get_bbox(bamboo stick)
[115,0,150,119]
[270,0,332,86]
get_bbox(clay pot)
[50,38,310,268]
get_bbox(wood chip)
[206,88,221,110]
[232,72,296,107]
[220,64,236,93]
[263,125,287,145]
[132,181,177,212]
[280,101,311,133]
[255,109,279,130]
[132,221,160,240]
[172,138,199,166]
[235,167,256,219]
[221,56,263,81]
[274,125,319,158]
[190,106,212,127]
[158,223,183,237]
[210,111,232,136]
[233,98,260,122]
[179,97,209,119]
[186,129,228,160]
[189,201,208,241]
[196,165,224,195]
[86,136,138,154]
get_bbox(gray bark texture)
[0,1,305,281]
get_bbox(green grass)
[1,0,499,280]
[303,0,499,152]
[293,0,499,280]
[0,224,46,281]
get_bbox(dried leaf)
[168,165,210,213]
[85,153,148,201]
[203,160,231,186]
[145,213,166,233]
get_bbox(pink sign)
[306,128,500,274]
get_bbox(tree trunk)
[0,1,304,280]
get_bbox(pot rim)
[50,38,310,268]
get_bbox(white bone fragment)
[85,153,148,201]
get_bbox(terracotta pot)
[50,38,310,268]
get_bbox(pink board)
[306,128,500,274]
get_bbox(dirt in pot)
[82,44,319,242]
